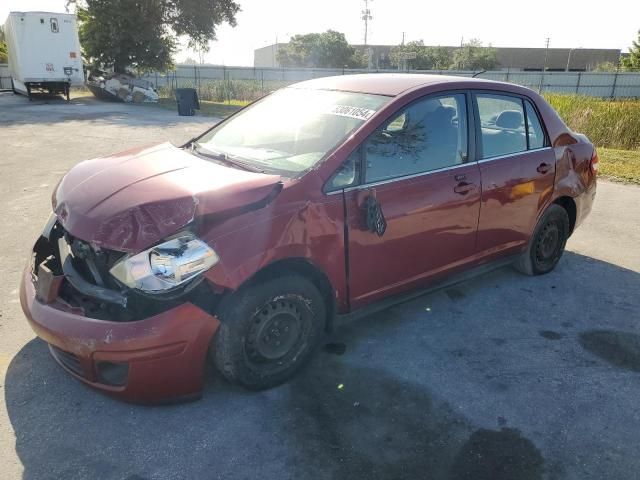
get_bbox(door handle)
[537,162,551,174]
[454,182,476,195]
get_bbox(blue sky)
[3,0,638,66]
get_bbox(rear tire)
[515,204,570,276]
[212,274,326,390]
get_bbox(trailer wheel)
[26,84,32,101]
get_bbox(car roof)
[288,73,506,97]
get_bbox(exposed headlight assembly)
[109,234,219,293]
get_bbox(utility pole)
[362,0,373,46]
[539,37,550,93]
[543,37,550,71]
[401,32,405,46]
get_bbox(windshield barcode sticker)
[325,105,377,121]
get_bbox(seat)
[482,110,526,158]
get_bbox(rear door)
[473,92,556,256]
[333,92,481,309]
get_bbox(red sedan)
[20,74,597,403]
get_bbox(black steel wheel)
[247,299,304,362]
[515,204,570,276]
[212,274,326,389]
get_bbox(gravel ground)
[1,91,639,480]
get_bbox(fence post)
[538,70,545,94]
[193,64,198,97]
[610,71,619,99]
[575,72,582,94]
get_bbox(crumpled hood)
[53,142,282,252]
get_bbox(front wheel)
[515,204,570,276]
[212,274,326,390]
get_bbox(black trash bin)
[175,88,200,116]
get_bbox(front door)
[473,93,556,256]
[342,92,482,309]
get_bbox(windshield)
[196,88,390,176]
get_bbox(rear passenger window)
[364,94,468,183]
[525,101,546,149]
[476,94,526,159]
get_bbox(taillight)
[590,149,599,174]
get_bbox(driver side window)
[364,94,468,183]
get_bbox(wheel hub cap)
[251,302,302,361]
[537,223,560,260]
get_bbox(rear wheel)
[515,204,570,276]
[212,274,326,389]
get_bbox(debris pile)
[87,73,159,103]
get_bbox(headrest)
[495,110,523,129]
[436,105,456,120]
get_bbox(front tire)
[515,204,570,276]
[212,274,326,390]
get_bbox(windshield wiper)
[191,143,264,173]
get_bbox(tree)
[72,0,239,73]
[276,31,361,68]
[621,30,640,71]
[451,39,498,71]
[0,26,7,64]
[390,41,452,70]
[592,61,619,72]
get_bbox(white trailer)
[4,11,84,100]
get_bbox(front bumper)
[20,266,220,403]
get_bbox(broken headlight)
[109,234,219,293]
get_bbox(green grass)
[598,148,640,184]
[158,79,290,104]
[156,98,247,118]
[545,94,640,151]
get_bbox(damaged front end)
[22,216,222,403]
[32,217,221,322]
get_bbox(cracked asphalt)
[1,91,639,480]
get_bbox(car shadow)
[4,251,640,479]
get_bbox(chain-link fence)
[138,65,640,102]
[0,64,12,90]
